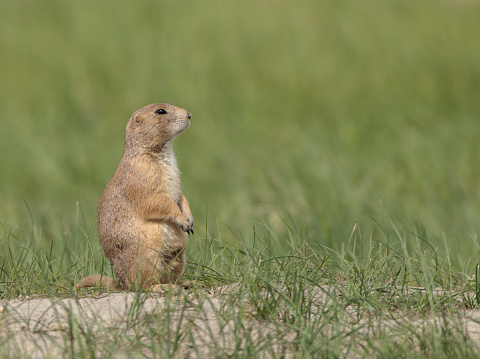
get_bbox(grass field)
[1,0,480,357]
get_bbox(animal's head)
[125,103,191,152]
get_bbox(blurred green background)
[1,0,480,265]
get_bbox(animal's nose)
[187,112,192,119]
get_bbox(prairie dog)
[77,103,194,291]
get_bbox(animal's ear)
[131,115,143,128]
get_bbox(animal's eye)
[155,108,167,115]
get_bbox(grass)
[2,221,480,357]
[1,0,480,357]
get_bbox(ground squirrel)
[76,103,194,292]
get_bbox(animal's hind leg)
[161,247,186,282]
[125,243,187,291]
[124,247,165,290]
[150,283,177,293]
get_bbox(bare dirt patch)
[1,286,480,358]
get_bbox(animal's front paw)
[181,210,193,228]
[179,218,194,235]
[181,224,194,235]
[186,217,194,234]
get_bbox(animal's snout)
[187,112,192,119]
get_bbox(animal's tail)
[75,275,122,290]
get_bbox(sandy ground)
[1,285,480,358]
[0,285,289,358]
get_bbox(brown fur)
[76,103,193,292]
